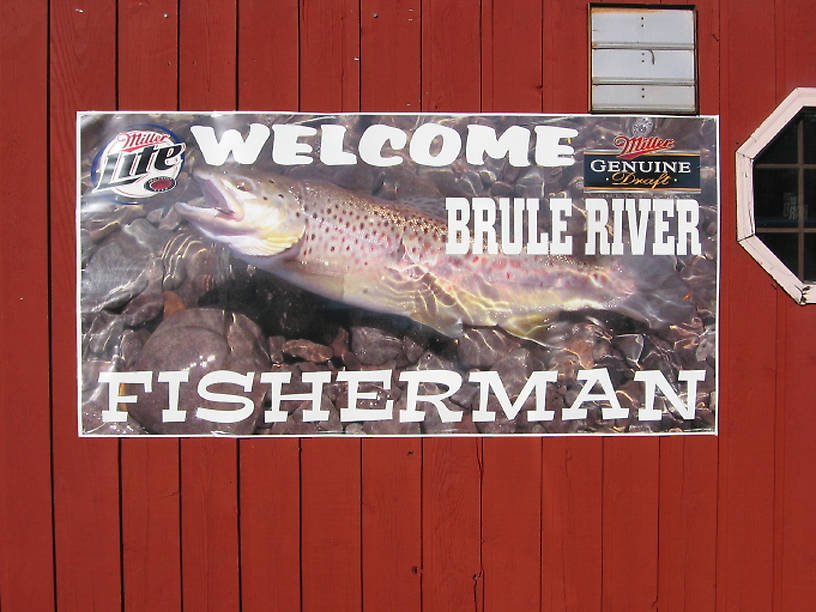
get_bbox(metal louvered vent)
[591,7,697,114]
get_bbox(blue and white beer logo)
[92,126,185,202]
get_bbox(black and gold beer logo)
[584,135,701,192]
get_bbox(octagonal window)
[737,88,816,304]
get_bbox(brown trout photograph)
[77,112,718,436]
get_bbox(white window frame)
[736,87,816,304]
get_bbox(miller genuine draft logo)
[92,126,186,203]
[584,134,700,192]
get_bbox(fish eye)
[235,180,250,192]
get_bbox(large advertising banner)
[77,113,718,436]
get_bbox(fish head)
[176,168,306,259]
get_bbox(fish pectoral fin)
[499,312,559,346]
[227,232,302,257]
[275,261,346,302]
[338,266,465,339]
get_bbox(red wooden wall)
[1,0,815,610]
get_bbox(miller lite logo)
[92,126,185,202]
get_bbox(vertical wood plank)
[774,0,816,99]
[773,3,816,608]
[237,0,300,112]
[0,2,55,611]
[118,1,179,108]
[479,2,543,611]
[299,3,362,612]
[602,438,660,612]
[120,442,182,612]
[481,0,542,113]
[773,292,789,612]
[300,439,362,612]
[360,0,421,112]
[420,3,483,610]
[693,0,721,116]
[654,3,719,610]
[180,442,240,612]
[594,2,662,607]
[540,4,603,611]
[776,300,816,610]
[482,439,541,611]
[117,2,182,611]
[776,0,816,98]
[542,0,588,113]
[422,438,483,612]
[360,440,422,611]
[717,0,779,610]
[657,438,718,611]
[299,0,360,112]
[541,439,603,612]
[179,0,239,111]
[237,2,302,611]
[49,2,122,610]
[178,1,241,611]
[239,441,301,612]
[421,0,481,113]
[359,3,423,611]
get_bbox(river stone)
[282,339,333,363]
[269,398,342,435]
[363,418,421,435]
[330,326,350,358]
[267,336,286,363]
[129,308,270,434]
[402,334,426,364]
[120,328,151,368]
[456,328,518,368]
[123,218,173,256]
[612,334,645,367]
[81,231,157,313]
[474,347,537,418]
[82,396,146,435]
[475,414,518,434]
[120,273,164,327]
[82,203,146,244]
[351,326,403,365]
[85,311,126,358]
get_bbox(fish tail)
[613,255,695,328]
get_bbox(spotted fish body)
[177,169,663,343]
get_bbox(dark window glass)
[753,107,816,283]
[806,169,816,227]
[760,120,797,164]
[757,232,798,274]
[754,168,798,227]
[806,235,816,282]
[803,109,816,164]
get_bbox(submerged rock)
[128,308,271,434]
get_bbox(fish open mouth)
[175,171,247,231]
[195,170,246,220]
[194,171,235,216]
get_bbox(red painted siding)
[360,5,424,612]
[118,4,183,611]
[2,1,816,611]
[0,4,53,612]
